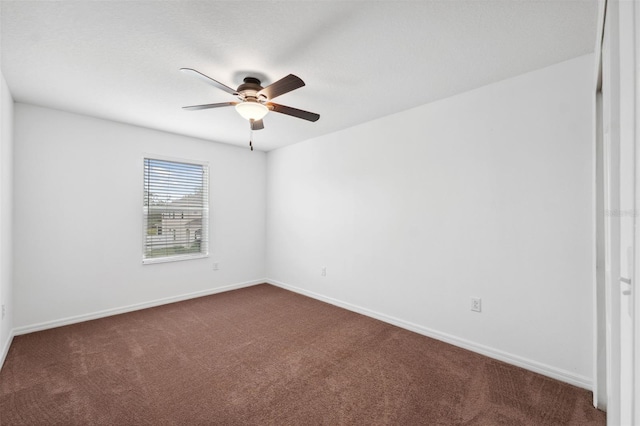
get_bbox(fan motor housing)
[237,77,263,100]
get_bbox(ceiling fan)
[180,68,320,135]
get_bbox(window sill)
[142,253,209,265]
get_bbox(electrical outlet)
[471,298,482,312]
[213,262,219,271]
[321,267,326,277]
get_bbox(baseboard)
[266,278,592,390]
[10,278,593,390]
[13,279,265,336]
[0,329,15,372]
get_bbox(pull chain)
[249,121,254,151]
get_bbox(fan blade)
[258,74,305,100]
[180,68,237,96]
[251,119,265,131]
[267,103,320,122]
[182,102,237,111]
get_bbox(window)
[143,157,209,263]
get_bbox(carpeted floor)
[0,284,605,425]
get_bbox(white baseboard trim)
[266,278,592,390]
[0,329,15,371]
[13,279,266,336]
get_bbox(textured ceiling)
[1,1,597,151]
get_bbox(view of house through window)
[143,157,209,263]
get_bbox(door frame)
[594,0,639,423]
[632,1,639,422]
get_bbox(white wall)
[266,54,595,387]
[13,104,266,330]
[0,72,14,363]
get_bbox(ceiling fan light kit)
[235,101,269,121]
[180,68,320,150]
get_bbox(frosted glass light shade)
[235,102,269,121]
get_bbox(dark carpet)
[0,284,605,425]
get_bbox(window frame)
[142,154,210,265]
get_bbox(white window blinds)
[143,157,209,263]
